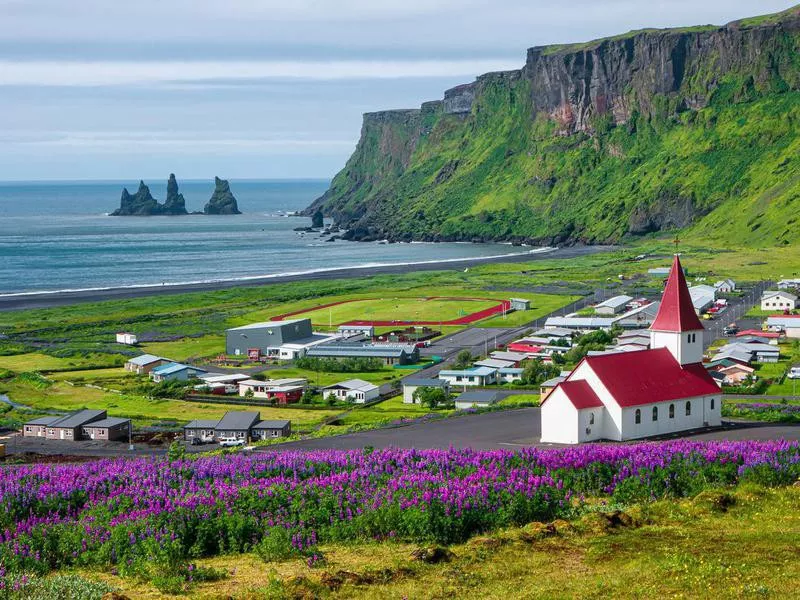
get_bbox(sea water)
[0,180,544,295]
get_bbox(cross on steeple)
[672,235,681,254]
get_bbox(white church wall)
[651,330,703,365]
[619,394,721,440]
[540,388,579,444]
[577,407,605,443]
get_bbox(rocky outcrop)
[306,5,800,245]
[111,178,187,216]
[203,177,241,215]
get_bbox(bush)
[296,356,384,373]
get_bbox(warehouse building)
[307,342,419,366]
[226,318,337,359]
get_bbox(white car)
[218,437,245,447]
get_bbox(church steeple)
[650,255,704,365]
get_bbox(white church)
[540,255,722,444]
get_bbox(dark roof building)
[307,342,419,365]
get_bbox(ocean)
[0,180,544,295]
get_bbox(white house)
[322,379,380,404]
[541,255,722,444]
[498,368,524,383]
[438,366,498,387]
[402,378,450,404]
[761,291,797,312]
[714,279,736,293]
[115,332,138,345]
[777,279,800,290]
[454,391,501,410]
[474,358,517,370]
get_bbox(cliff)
[307,4,800,247]
[203,177,241,215]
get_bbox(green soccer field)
[283,296,500,326]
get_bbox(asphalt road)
[262,409,800,452]
[702,280,772,348]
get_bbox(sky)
[0,0,794,181]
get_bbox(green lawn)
[498,393,540,407]
[476,294,580,328]
[338,395,453,426]
[0,352,121,373]
[140,335,225,362]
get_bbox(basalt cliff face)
[307,5,800,246]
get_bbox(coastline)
[0,245,612,311]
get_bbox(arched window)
[652,406,658,421]
[710,398,715,410]
[589,412,595,425]
[635,409,641,424]
[669,404,675,419]
[685,401,692,416]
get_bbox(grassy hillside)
[311,4,800,248]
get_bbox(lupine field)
[0,440,798,592]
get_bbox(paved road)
[703,281,772,348]
[261,409,800,451]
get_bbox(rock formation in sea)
[110,175,189,216]
[203,177,241,215]
[311,209,324,228]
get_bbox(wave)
[0,247,556,299]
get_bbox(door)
[60,429,65,440]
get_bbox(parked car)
[218,437,245,447]
[723,325,739,336]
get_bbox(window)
[635,409,641,424]
[669,404,675,419]
[589,412,595,425]
[652,406,658,421]
[711,398,715,409]
[685,401,692,416]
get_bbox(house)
[338,324,375,339]
[226,318,337,360]
[717,342,780,363]
[689,286,715,314]
[711,348,755,366]
[539,375,567,400]
[307,342,419,366]
[544,316,617,331]
[615,301,661,329]
[195,373,251,395]
[532,328,573,340]
[735,335,778,346]
[541,255,722,444]
[736,329,781,340]
[115,332,138,345]
[595,295,633,315]
[402,378,450,404]
[22,416,59,438]
[183,411,290,443]
[82,417,131,441]
[761,291,797,312]
[323,379,380,404]
[183,419,218,443]
[251,420,292,440]
[766,315,800,338]
[438,366,498,387]
[150,362,207,383]
[238,378,306,404]
[454,390,502,410]
[474,358,517,370]
[777,279,800,290]
[507,340,545,354]
[714,279,736,293]
[39,409,107,441]
[718,364,755,385]
[215,411,261,441]
[489,351,529,365]
[498,367,524,383]
[510,298,531,311]
[124,354,167,375]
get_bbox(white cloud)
[0,59,521,87]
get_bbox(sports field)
[271,296,507,326]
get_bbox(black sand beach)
[0,245,612,311]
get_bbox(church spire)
[650,255,704,333]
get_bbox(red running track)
[269,297,512,327]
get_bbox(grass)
[498,393,540,407]
[265,366,402,388]
[338,395,453,427]
[139,336,225,362]
[0,353,121,372]
[83,483,800,598]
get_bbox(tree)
[413,386,448,409]
[244,388,255,400]
[453,350,473,370]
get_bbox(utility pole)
[128,420,134,452]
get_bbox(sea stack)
[110,175,188,216]
[203,177,241,214]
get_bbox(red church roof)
[554,380,604,409]
[581,348,720,407]
[650,255,705,333]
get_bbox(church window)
[669,404,675,418]
[710,398,715,410]
[589,412,595,425]
[652,406,658,421]
[635,409,641,424]
[685,401,692,416]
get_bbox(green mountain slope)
[307,5,800,247]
